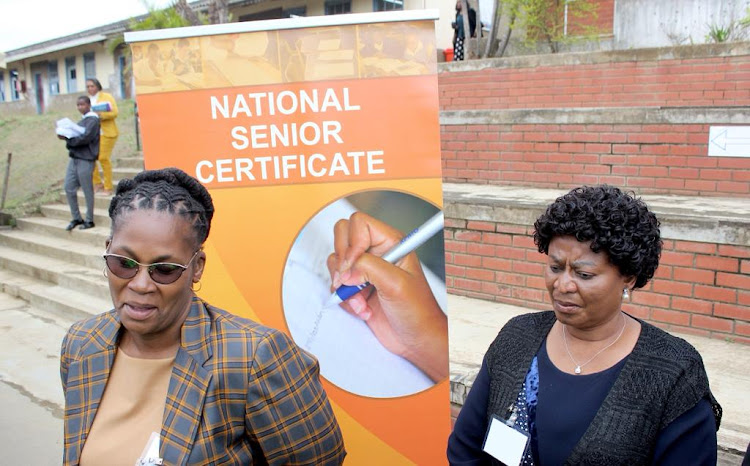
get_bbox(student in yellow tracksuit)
[86,78,118,195]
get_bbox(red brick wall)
[442,122,750,195]
[440,46,750,342]
[592,0,615,34]
[567,0,615,36]
[439,55,750,110]
[444,216,750,344]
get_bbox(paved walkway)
[447,294,750,457]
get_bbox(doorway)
[34,73,44,113]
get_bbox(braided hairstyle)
[533,185,662,290]
[109,168,214,248]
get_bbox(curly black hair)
[108,167,214,247]
[533,185,661,289]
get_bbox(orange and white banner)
[127,11,448,464]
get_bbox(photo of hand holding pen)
[326,211,448,383]
[281,191,449,398]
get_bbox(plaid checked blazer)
[60,297,346,465]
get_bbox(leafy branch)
[482,0,602,57]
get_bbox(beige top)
[80,348,174,466]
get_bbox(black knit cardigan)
[484,311,722,466]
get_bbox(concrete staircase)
[0,157,143,321]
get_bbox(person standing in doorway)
[59,96,99,231]
[86,78,118,196]
[452,0,476,61]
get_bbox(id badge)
[135,431,164,466]
[481,414,529,466]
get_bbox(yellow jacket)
[94,91,119,138]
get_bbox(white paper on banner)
[282,198,445,398]
[708,126,750,157]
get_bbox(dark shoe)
[79,221,95,230]
[65,219,84,231]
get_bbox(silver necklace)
[562,313,627,375]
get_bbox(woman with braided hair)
[448,185,721,465]
[60,167,345,465]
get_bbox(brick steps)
[0,161,133,321]
[16,216,109,248]
[0,266,108,321]
[443,182,750,343]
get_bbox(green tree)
[482,0,601,57]
[107,2,201,55]
[106,0,232,56]
[519,0,600,53]
[207,0,230,24]
[482,0,521,58]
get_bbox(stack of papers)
[55,118,85,138]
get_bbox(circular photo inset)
[281,190,446,398]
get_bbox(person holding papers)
[447,185,721,465]
[86,78,118,195]
[58,96,99,231]
[60,168,345,466]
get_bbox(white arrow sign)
[709,126,750,157]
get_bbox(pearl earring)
[622,287,630,300]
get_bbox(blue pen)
[324,211,445,308]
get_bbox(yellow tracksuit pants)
[93,135,117,190]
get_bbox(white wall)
[406,0,455,52]
[614,0,750,49]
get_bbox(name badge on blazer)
[136,432,163,466]
[482,414,529,466]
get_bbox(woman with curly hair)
[60,167,345,465]
[448,185,721,465]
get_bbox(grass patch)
[0,100,140,219]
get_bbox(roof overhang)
[0,52,6,69]
[126,9,439,42]
[5,34,108,63]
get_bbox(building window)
[83,52,96,80]
[65,56,77,93]
[0,70,5,102]
[373,0,402,11]
[239,8,283,21]
[325,0,350,15]
[240,6,307,21]
[284,6,306,17]
[10,70,20,100]
[48,60,60,95]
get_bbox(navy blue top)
[447,341,718,465]
[535,340,628,464]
